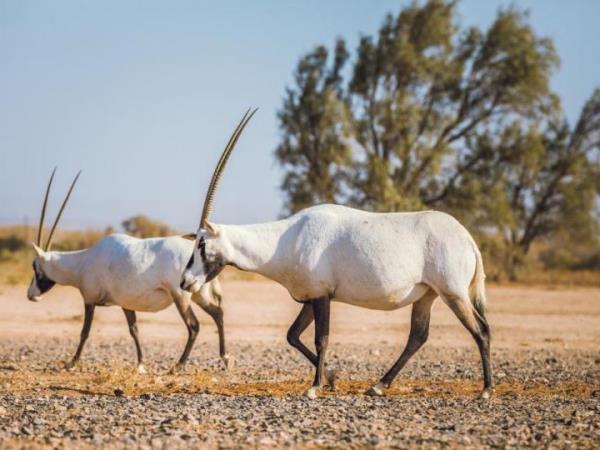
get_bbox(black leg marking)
[442,293,493,398]
[123,309,144,370]
[367,291,437,396]
[176,306,200,368]
[198,301,228,367]
[473,310,493,394]
[287,302,337,390]
[305,296,330,398]
[66,303,95,369]
[286,303,317,366]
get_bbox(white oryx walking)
[180,109,493,399]
[28,169,230,373]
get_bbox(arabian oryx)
[27,169,231,373]
[179,109,493,399]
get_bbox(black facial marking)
[33,262,56,294]
[185,253,195,270]
[199,237,207,258]
[197,237,223,282]
[199,237,210,273]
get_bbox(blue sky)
[1,0,598,230]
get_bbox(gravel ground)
[1,337,598,449]
[1,283,599,448]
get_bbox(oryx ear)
[204,221,220,237]
[181,233,197,241]
[32,243,49,260]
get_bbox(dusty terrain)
[0,280,598,448]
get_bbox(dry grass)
[0,364,593,400]
[1,224,598,287]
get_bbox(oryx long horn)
[199,108,257,229]
[44,170,82,251]
[37,167,57,246]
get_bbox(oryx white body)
[196,205,482,310]
[39,234,218,312]
[29,234,228,371]
[182,203,490,397]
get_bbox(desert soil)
[0,281,598,449]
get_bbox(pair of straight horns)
[37,168,81,251]
[37,108,256,249]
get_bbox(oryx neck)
[217,221,290,279]
[43,249,86,287]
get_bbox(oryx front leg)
[367,290,437,396]
[171,294,199,373]
[287,303,337,390]
[123,309,145,374]
[305,296,331,399]
[66,303,95,370]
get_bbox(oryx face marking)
[27,259,55,301]
[181,236,208,293]
[180,235,224,293]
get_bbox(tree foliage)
[276,0,600,279]
[276,40,353,213]
[122,215,175,238]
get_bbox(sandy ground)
[0,281,599,448]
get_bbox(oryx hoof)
[325,369,338,391]
[304,386,320,399]
[479,388,492,400]
[169,364,185,375]
[222,353,234,371]
[365,382,386,397]
[64,360,77,371]
[137,364,147,375]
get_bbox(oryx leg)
[305,296,331,399]
[286,302,337,389]
[441,292,493,399]
[123,309,145,374]
[171,293,199,372]
[65,303,95,369]
[192,281,230,369]
[366,289,437,396]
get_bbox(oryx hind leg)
[192,281,231,370]
[439,290,493,399]
[123,309,145,374]
[170,292,199,373]
[366,289,437,396]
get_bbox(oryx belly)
[116,289,173,312]
[334,282,430,310]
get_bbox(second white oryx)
[27,169,231,373]
[180,109,493,399]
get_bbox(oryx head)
[180,108,257,293]
[27,168,81,302]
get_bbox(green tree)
[276,0,600,279]
[275,39,353,214]
[277,1,558,213]
[459,90,600,278]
